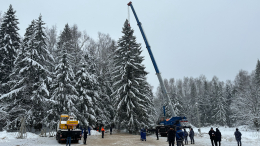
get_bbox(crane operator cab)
[156,116,191,137]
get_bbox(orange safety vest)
[101,127,105,132]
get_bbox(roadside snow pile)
[0,131,39,142]
[90,130,101,135]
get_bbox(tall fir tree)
[0,5,20,92]
[75,56,96,127]
[111,20,152,133]
[0,15,53,129]
[51,24,78,120]
[212,81,227,126]
[253,60,260,128]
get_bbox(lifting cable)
[128,5,130,26]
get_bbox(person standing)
[110,126,112,135]
[208,127,216,146]
[176,127,184,146]
[183,129,188,145]
[83,128,88,145]
[168,127,176,146]
[234,128,242,146]
[88,126,91,135]
[156,128,159,140]
[101,126,105,138]
[189,128,194,144]
[66,129,72,146]
[215,128,221,146]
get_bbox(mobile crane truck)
[127,2,191,137]
[56,114,82,143]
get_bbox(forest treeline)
[0,5,259,133]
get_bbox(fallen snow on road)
[0,126,259,146]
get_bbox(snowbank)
[0,131,39,142]
[191,126,260,146]
[90,130,101,135]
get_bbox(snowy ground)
[0,127,259,146]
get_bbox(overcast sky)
[1,0,260,92]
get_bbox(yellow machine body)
[59,114,79,130]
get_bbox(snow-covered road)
[0,127,259,146]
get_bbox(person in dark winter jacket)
[208,127,216,146]
[168,127,176,146]
[189,128,194,144]
[83,128,88,145]
[215,128,221,146]
[88,126,91,135]
[176,127,184,146]
[234,128,242,146]
[66,129,72,146]
[156,128,159,140]
[183,129,188,145]
[110,126,112,135]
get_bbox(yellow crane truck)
[56,114,82,143]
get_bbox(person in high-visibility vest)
[101,127,105,138]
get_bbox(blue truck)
[127,1,191,136]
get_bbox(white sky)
[1,0,260,92]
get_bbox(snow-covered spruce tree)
[75,56,96,127]
[83,52,105,127]
[111,20,152,133]
[211,80,227,126]
[0,5,20,92]
[30,15,54,127]
[200,80,211,126]
[225,80,234,127]
[252,60,260,128]
[168,78,181,116]
[189,80,198,125]
[0,16,53,130]
[140,80,155,127]
[95,33,117,127]
[0,11,3,26]
[51,24,78,120]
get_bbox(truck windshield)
[61,117,68,121]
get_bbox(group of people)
[208,128,221,146]
[208,127,242,146]
[66,126,113,146]
[155,127,242,146]
[209,128,242,146]
[167,127,195,146]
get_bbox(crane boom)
[127,1,176,117]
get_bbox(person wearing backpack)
[176,127,184,146]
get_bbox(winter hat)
[236,128,238,131]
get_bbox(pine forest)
[0,5,259,133]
